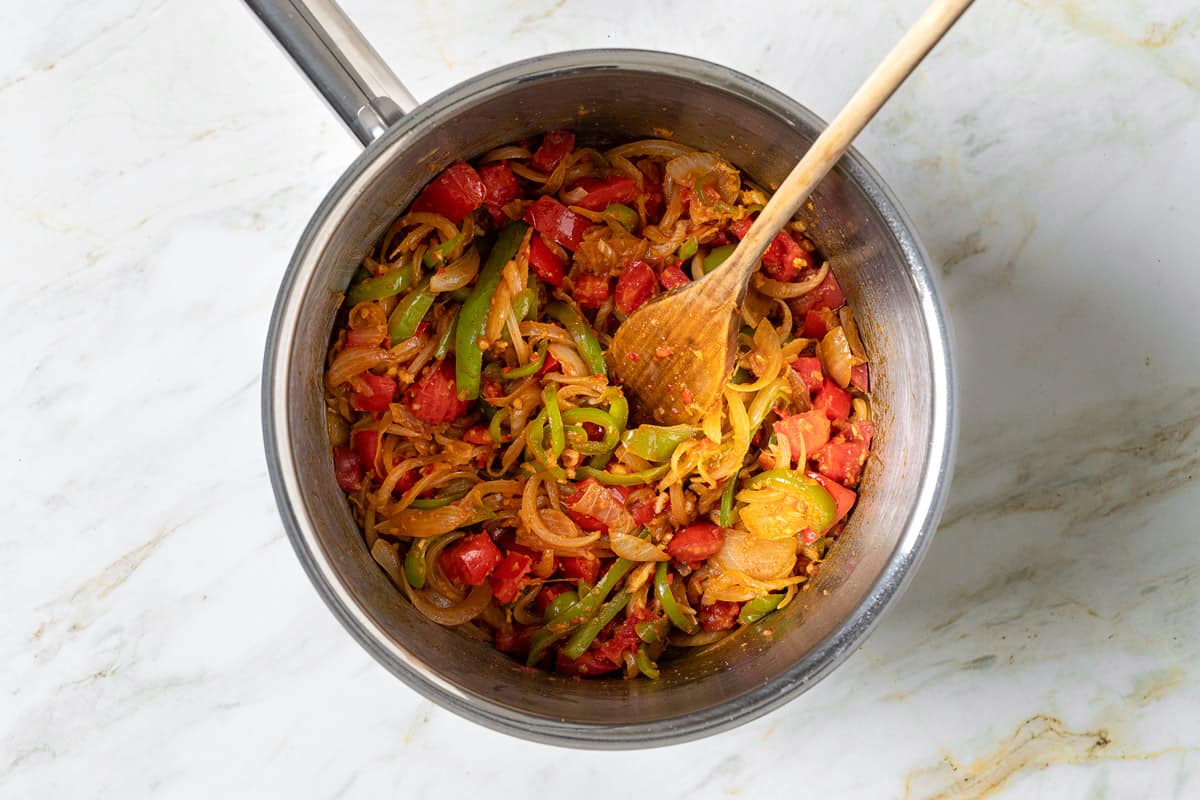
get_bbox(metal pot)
[250,0,957,748]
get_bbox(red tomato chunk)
[666,521,725,566]
[410,160,486,224]
[524,195,593,251]
[528,234,566,287]
[405,360,472,424]
[572,176,640,212]
[489,551,534,604]
[614,260,657,315]
[351,372,397,413]
[558,554,600,585]
[332,446,363,492]
[698,601,740,632]
[813,378,852,421]
[439,533,503,586]
[531,129,575,173]
[774,410,831,463]
[790,270,845,315]
[791,356,824,394]
[571,273,611,310]
[478,162,520,217]
[659,262,690,290]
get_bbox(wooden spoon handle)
[726,0,975,286]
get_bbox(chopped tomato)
[571,273,611,310]
[659,262,690,290]
[535,584,573,616]
[638,160,665,221]
[494,624,534,656]
[351,429,379,474]
[842,419,876,446]
[555,648,619,676]
[531,129,575,173]
[558,554,600,585]
[572,176,640,212]
[698,601,740,632]
[439,532,503,586]
[528,234,565,287]
[813,378,852,421]
[802,308,837,339]
[463,425,492,445]
[478,161,520,220]
[538,351,561,376]
[666,521,725,567]
[813,439,869,486]
[790,270,845,315]
[614,260,657,315]
[808,472,856,526]
[523,195,593,251]
[851,363,870,393]
[595,608,656,665]
[627,494,658,527]
[410,160,486,224]
[790,356,824,394]
[404,360,472,424]
[332,445,363,492]
[774,410,831,463]
[489,551,534,604]
[351,372,397,412]
[761,232,813,282]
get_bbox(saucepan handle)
[244,0,418,145]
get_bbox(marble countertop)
[4,0,1198,796]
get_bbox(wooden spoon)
[610,0,974,424]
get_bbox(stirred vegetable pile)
[324,131,874,678]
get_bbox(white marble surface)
[3,0,1199,796]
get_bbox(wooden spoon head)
[609,280,740,425]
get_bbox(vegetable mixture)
[324,131,874,679]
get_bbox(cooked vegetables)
[324,131,874,679]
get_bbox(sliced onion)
[663,152,739,202]
[713,527,797,580]
[429,247,480,292]
[378,499,493,537]
[751,262,830,298]
[669,629,730,647]
[408,582,492,627]
[838,304,868,361]
[479,145,531,162]
[565,480,635,535]
[519,475,600,551]
[326,346,389,389]
[605,139,696,160]
[370,539,406,586]
[818,326,854,388]
[609,531,669,562]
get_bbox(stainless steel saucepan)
[248,0,957,748]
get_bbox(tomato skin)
[351,372,397,412]
[557,555,600,585]
[555,648,620,676]
[850,363,870,392]
[524,195,593,251]
[489,551,534,604]
[808,472,856,526]
[813,377,852,421]
[404,360,473,424]
[531,129,575,173]
[410,160,486,223]
[439,532,503,586]
[774,410,832,463]
[659,262,690,290]
[479,162,521,219]
[666,521,725,567]
[614,260,657,315]
[528,234,565,287]
[572,176,640,211]
[351,429,380,475]
[791,356,824,394]
[494,624,534,656]
[802,308,837,339]
[761,232,814,282]
[789,270,845,315]
[698,601,740,632]
[571,273,611,310]
[332,445,364,492]
[595,608,656,665]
